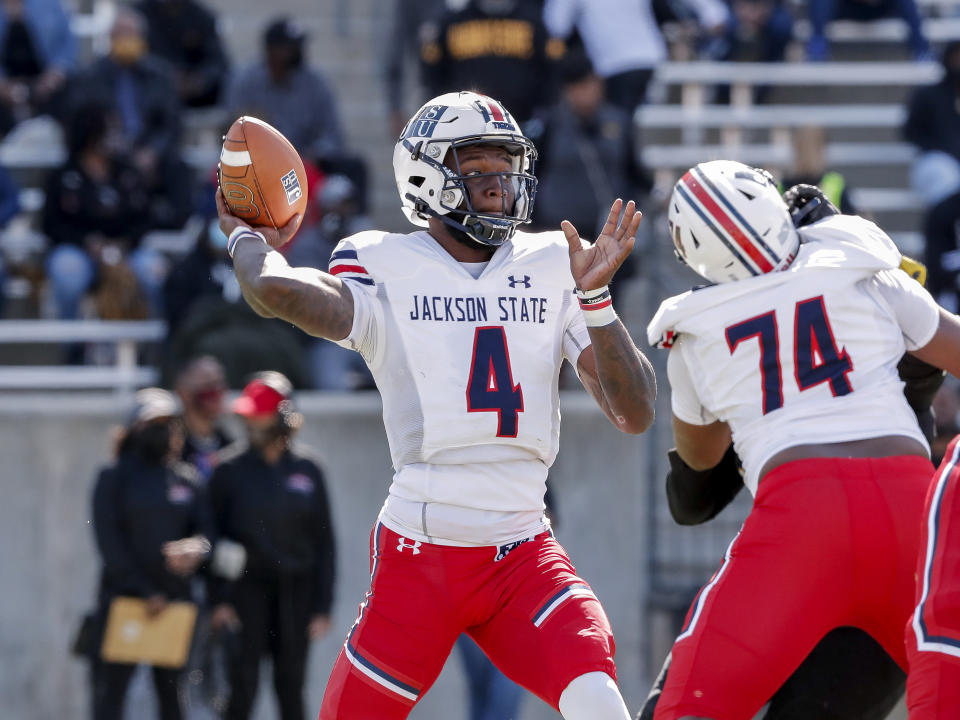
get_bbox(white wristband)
[576,285,618,327]
[227,226,267,258]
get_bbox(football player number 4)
[725,295,853,414]
[467,327,524,437]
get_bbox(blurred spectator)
[208,372,336,720]
[161,209,311,388]
[525,48,649,278]
[134,0,229,108]
[89,388,211,720]
[781,126,856,214]
[72,5,192,230]
[419,0,564,124]
[42,100,165,320]
[0,0,76,135]
[383,0,448,137]
[904,41,960,308]
[702,0,793,103]
[806,0,930,61]
[544,0,727,113]
[227,17,369,213]
[162,216,239,336]
[174,355,232,483]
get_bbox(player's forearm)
[232,237,354,340]
[588,320,657,434]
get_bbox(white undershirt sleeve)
[668,342,718,425]
[562,295,591,367]
[333,279,386,368]
[869,269,941,351]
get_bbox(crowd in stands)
[0,0,955,392]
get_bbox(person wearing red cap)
[206,371,336,720]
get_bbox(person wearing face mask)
[42,98,162,325]
[89,388,212,720]
[70,5,191,232]
[174,355,232,483]
[207,372,336,720]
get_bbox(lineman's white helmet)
[668,160,799,284]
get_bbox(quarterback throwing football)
[217,91,656,719]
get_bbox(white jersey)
[331,228,590,545]
[647,215,940,494]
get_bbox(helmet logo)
[405,104,449,139]
[475,97,517,132]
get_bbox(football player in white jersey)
[215,90,656,720]
[646,160,960,720]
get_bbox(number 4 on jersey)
[466,327,524,437]
[725,295,853,414]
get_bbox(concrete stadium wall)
[0,391,656,720]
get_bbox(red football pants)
[656,455,933,720]
[318,523,617,719]
[907,436,960,719]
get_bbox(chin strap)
[405,193,511,248]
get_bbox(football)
[218,116,308,234]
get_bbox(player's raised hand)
[562,198,642,291]
[215,190,300,251]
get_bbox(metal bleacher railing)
[638,60,936,255]
[0,319,164,393]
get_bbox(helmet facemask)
[394,92,540,246]
[399,133,537,247]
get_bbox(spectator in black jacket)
[71,5,192,231]
[420,0,565,124]
[42,99,163,320]
[382,0,448,137]
[90,388,211,720]
[208,372,336,720]
[135,0,229,108]
[525,48,648,277]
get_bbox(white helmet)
[668,160,799,284]
[393,91,537,247]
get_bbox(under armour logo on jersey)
[397,538,421,555]
[508,275,531,288]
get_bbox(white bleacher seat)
[0,320,165,392]
[652,61,941,87]
[637,103,906,129]
[641,142,916,169]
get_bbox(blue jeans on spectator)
[45,243,166,319]
[456,635,525,720]
[808,0,929,57]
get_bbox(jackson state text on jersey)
[328,228,588,513]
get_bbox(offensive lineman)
[646,160,960,720]
[216,91,657,719]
